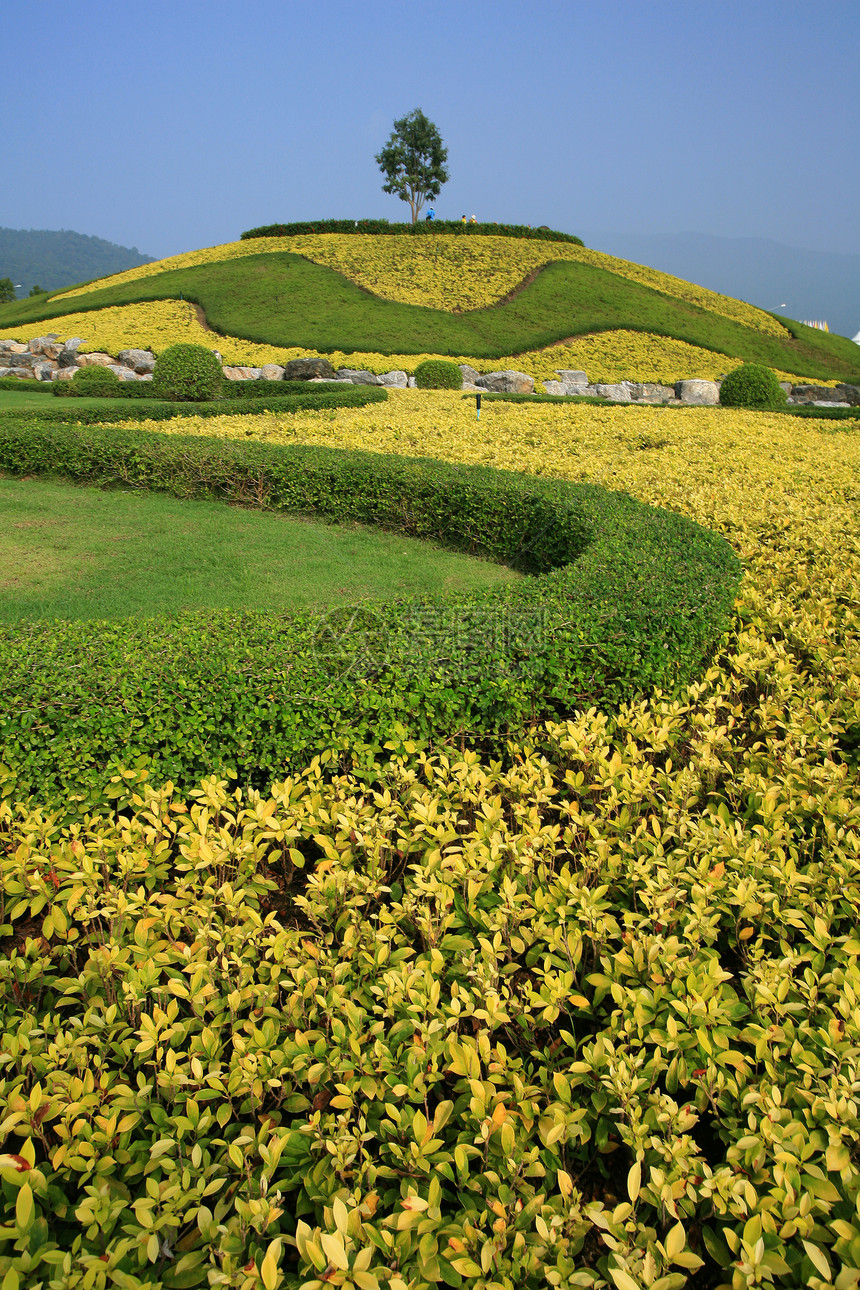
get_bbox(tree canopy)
[375,109,449,224]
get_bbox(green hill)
[0,226,154,298]
[1,236,858,383]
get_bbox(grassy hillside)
[1,236,858,384]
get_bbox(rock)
[791,383,860,405]
[118,348,156,374]
[51,366,76,381]
[813,400,850,407]
[260,364,285,381]
[462,382,484,392]
[222,366,262,381]
[6,352,37,369]
[77,352,117,367]
[57,338,84,368]
[282,357,336,381]
[542,380,566,396]
[475,370,534,394]
[2,367,36,379]
[627,383,675,403]
[0,340,28,354]
[33,361,58,381]
[407,376,417,388]
[675,379,719,405]
[28,334,59,355]
[336,368,380,385]
[779,382,792,395]
[109,364,140,381]
[595,383,631,402]
[554,369,588,385]
[459,364,482,385]
[378,370,408,388]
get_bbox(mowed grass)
[2,251,858,381]
[0,476,520,623]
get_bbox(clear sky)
[4,0,858,261]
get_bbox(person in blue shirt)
[425,207,436,221]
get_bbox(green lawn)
[0,476,520,623]
[2,251,858,382]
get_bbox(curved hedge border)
[0,420,740,808]
[240,217,585,245]
[0,384,387,424]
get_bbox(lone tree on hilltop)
[375,108,449,224]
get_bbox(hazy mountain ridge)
[0,227,154,297]
[579,231,860,341]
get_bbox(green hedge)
[0,376,56,393]
[220,379,354,399]
[1,385,388,426]
[241,218,585,245]
[0,419,740,809]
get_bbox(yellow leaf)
[15,1183,33,1231]
[261,1239,283,1290]
[665,1221,686,1260]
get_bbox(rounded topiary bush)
[719,364,786,410]
[152,343,222,402]
[71,364,121,396]
[414,359,463,390]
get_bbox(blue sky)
[4,0,858,260]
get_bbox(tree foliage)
[375,108,449,223]
[0,277,16,303]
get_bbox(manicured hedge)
[0,419,739,809]
[241,218,585,245]
[2,385,388,426]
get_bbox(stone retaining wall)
[0,334,856,406]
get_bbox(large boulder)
[790,383,860,406]
[336,368,380,385]
[260,364,285,381]
[28,334,60,356]
[109,364,140,381]
[459,364,482,385]
[282,357,336,381]
[475,370,534,394]
[378,370,408,388]
[627,383,675,403]
[554,369,588,387]
[676,379,719,405]
[1,367,36,379]
[118,348,156,374]
[222,366,262,381]
[77,352,117,368]
[595,383,632,402]
[542,380,566,396]
[51,366,77,381]
[57,338,85,368]
[0,340,28,355]
[33,361,58,381]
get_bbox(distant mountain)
[578,231,860,342]
[0,228,155,298]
